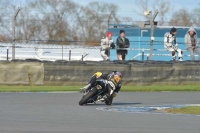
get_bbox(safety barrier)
[0,60,200,86]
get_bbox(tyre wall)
[0,60,200,85]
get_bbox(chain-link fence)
[1,18,200,62]
[0,18,106,61]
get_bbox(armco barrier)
[0,60,200,85]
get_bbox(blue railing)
[110,36,199,61]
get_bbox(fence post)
[12,7,20,60]
[142,49,144,62]
[69,50,71,61]
[7,47,9,61]
[60,13,64,60]
[62,45,63,60]
[149,10,158,60]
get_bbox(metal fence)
[0,18,200,62]
[0,18,107,61]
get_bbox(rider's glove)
[110,43,115,49]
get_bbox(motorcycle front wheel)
[105,94,113,105]
[79,88,98,105]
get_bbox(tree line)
[0,0,200,45]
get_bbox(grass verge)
[121,85,200,92]
[164,106,200,115]
[0,86,79,92]
[0,85,200,92]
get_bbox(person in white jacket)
[184,26,200,61]
[164,27,183,61]
[100,32,115,61]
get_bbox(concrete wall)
[0,60,200,85]
[0,61,44,85]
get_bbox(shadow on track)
[81,102,141,106]
[112,102,141,106]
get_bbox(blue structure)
[108,24,200,61]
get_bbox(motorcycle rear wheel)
[79,88,98,105]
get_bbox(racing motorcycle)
[79,78,113,106]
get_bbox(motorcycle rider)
[100,31,115,61]
[164,27,183,61]
[79,71,122,98]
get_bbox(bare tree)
[0,0,13,42]
[27,0,79,44]
[75,2,122,45]
[133,0,151,20]
[133,0,171,25]
[0,0,12,20]
[15,11,42,43]
[152,0,171,25]
[168,8,193,26]
[3,0,131,46]
[192,4,200,27]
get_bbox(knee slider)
[112,93,117,98]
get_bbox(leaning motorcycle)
[79,78,113,106]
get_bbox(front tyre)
[79,88,98,105]
[105,100,112,105]
[105,94,113,105]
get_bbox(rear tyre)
[79,88,98,105]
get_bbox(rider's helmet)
[109,71,122,84]
[115,71,122,78]
[94,72,102,78]
[112,71,122,78]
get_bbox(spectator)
[116,30,130,60]
[164,27,183,61]
[100,32,115,61]
[184,26,200,61]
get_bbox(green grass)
[0,86,79,92]
[164,106,200,115]
[0,85,200,92]
[121,85,200,92]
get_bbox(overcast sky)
[12,0,200,21]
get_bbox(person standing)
[164,27,183,61]
[184,26,200,61]
[100,32,115,61]
[116,30,130,60]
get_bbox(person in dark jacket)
[116,30,130,60]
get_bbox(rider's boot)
[79,83,91,93]
[172,55,176,61]
[98,95,107,102]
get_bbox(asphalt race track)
[0,92,200,133]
